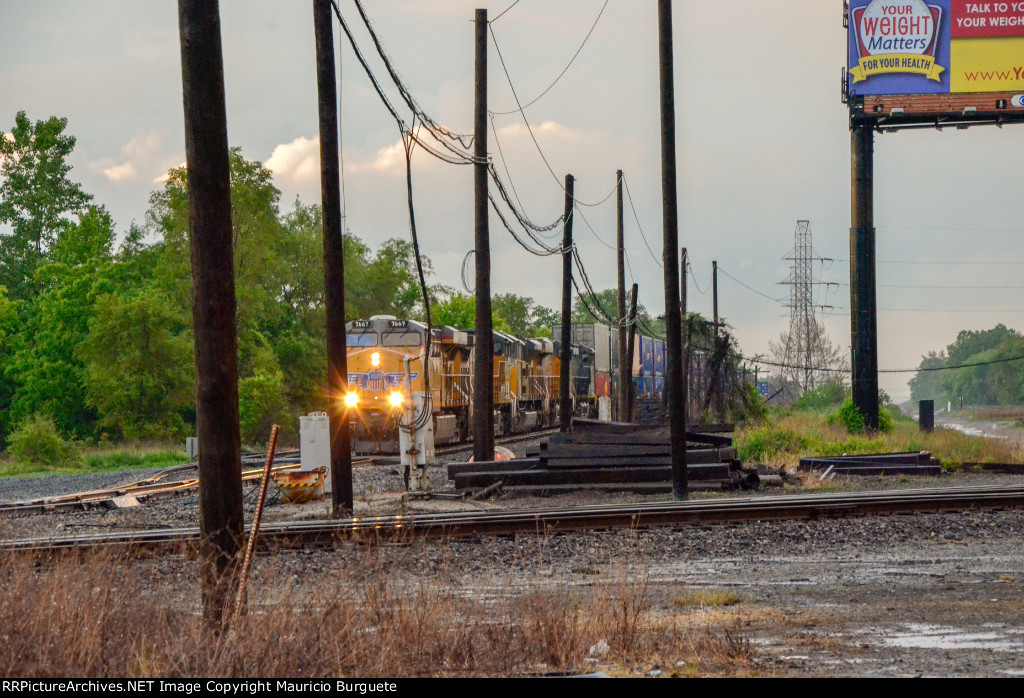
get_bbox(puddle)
[876,624,1024,651]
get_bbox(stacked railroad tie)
[797,451,943,477]
[447,418,757,496]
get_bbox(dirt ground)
[3,423,1024,676]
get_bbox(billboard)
[848,0,1024,96]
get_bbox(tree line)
[0,112,564,447]
[909,324,1024,406]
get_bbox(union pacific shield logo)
[850,0,947,85]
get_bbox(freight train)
[344,315,666,454]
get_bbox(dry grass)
[0,547,761,678]
[671,588,747,608]
[966,406,1024,422]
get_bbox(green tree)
[433,293,477,330]
[945,325,1018,366]
[5,208,119,439]
[0,111,92,299]
[492,293,558,337]
[79,287,193,440]
[571,287,663,336]
[909,351,948,403]
[0,288,22,448]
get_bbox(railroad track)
[5,484,1024,554]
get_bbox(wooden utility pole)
[681,247,688,430]
[712,259,723,418]
[658,0,686,500]
[314,0,353,515]
[473,8,495,463]
[712,260,719,338]
[176,0,243,626]
[560,174,575,433]
[616,170,627,423]
[850,120,879,430]
[626,283,639,423]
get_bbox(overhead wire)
[717,266,785,305]
[491,0,522,23]
[688,261,710,295]
[487,23,616,208]
[490,0,610,116]
[621,174,663,269]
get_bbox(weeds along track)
[5,484,1024,554]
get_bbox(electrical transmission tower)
[777,221,837,393]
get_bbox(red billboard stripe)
[952,0,1024,38]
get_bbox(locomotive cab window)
[347,333,378,347]
[382,330,422,347]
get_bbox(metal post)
[314,0,353,516]
[850,119,879,430]
[616,170,627,423]
[560,174,575,433]
[473,8,495,463]
[658,0,686,499]
[919,400,935,433]
[176,0,243,626]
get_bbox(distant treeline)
[0,112,598,449]
[909,324,1024,406]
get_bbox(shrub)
[827,398,894,434]
[6,414,82,468]
[827,398,865,433]
[794,378,849,411]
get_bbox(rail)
[5,484,1024,554]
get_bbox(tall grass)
[0,547,759,678]
[0,444,189,478]
[737,410,1023,470]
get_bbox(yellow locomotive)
[344,315,597,453]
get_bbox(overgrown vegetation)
[0,439,187,478]
[737,407,1022,470]
[5,414,82,469]
[0,549,761,678]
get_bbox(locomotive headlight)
[344,392,360,408]
[388,390,404,408]
[371,352,381,367]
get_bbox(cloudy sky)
[3,0,1023,401]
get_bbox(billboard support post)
[850,119,879,431]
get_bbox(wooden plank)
[542,448,736,469]
[446,459,541,479]
[454,463,732,489]
[497,482,729,495]
[553,430,732,447]
[961,462,1024,475]
[798,452,930,470]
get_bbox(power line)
[688,262,710,295]
[487,24,612,208]
[620,174,663,269]
[717,266,785,305]
[839,283,1024,290]
[491,0,610,116]
[491,0,522,23]
[830,258,1024,266]
[810,220,1024,233]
